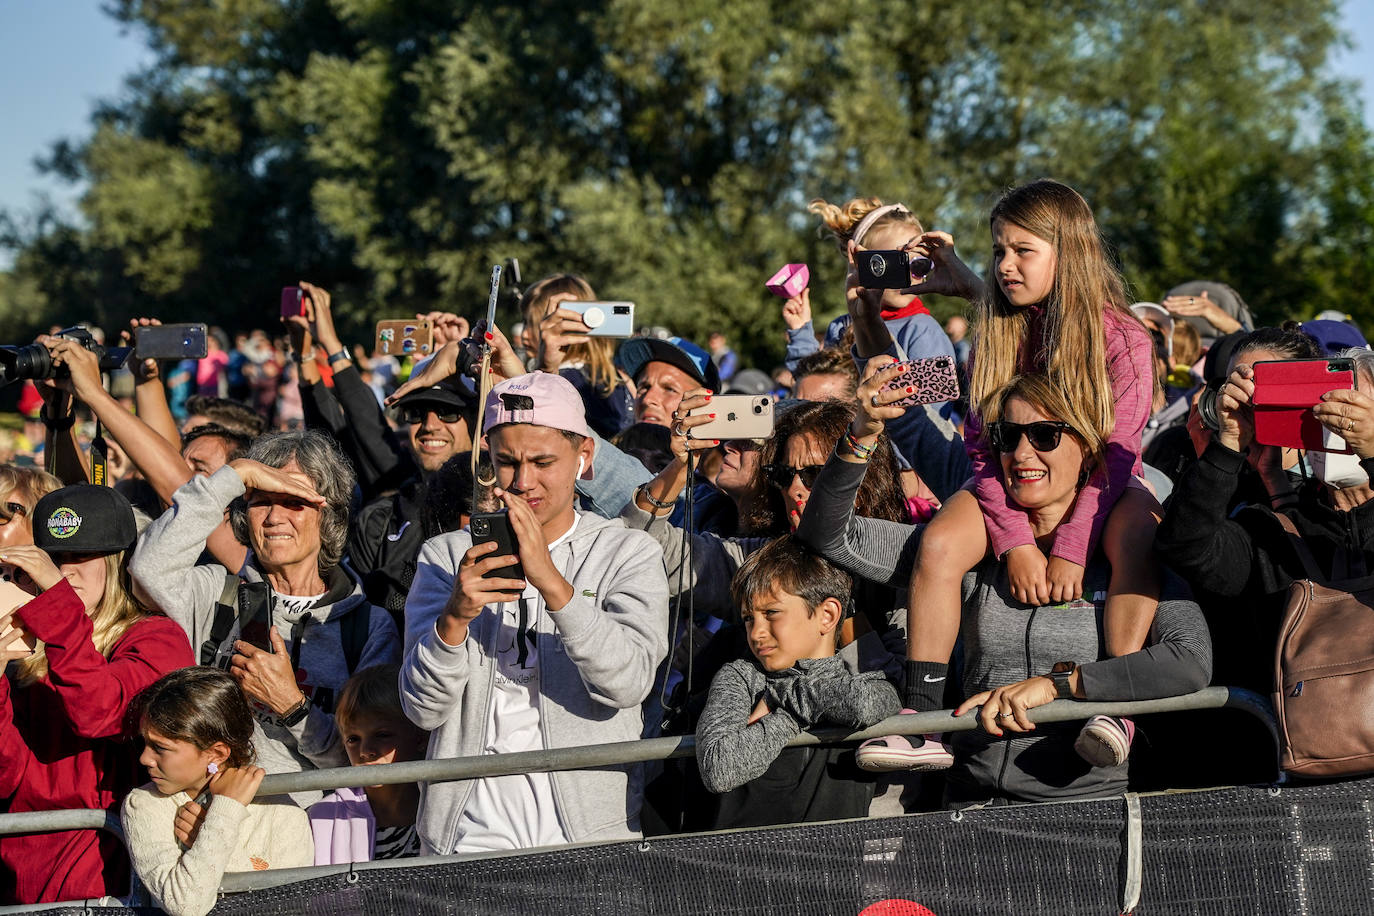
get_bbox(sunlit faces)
[0,493,34,549]
[991,219,1057,308]
[487,424,595,532]
[340,711,428,786]
[740,588,841,673]
[138,725,226,797]
[996,396,1086,514]
[634,362,698,426]
[182,435,236,477]
[245,459,323,573]
[780,433,830,530]
[862,222,925,312]
[408,407,474,474]
[50,552,109,614]
[713,440,761,500]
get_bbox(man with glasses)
[348,378,478,617]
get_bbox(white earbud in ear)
[577,457,587,478]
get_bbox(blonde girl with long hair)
[852,179,1161,774]
[0,484,193,904]
[519,273,635,438]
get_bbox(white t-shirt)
[454,516,578,853]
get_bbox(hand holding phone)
[879,356,960,407]
[281,286,306,319]
[1252,358,1356,452]
[855,249,934,290]
[469,510,524,581]
[688,395,774,441]
[135,323,208,360]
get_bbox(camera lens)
[1198,384,1223,432]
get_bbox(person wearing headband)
[399,371,669,855]
[807,196,958,367]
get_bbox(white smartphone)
[686,395,775,441]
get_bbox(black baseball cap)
[616,336,721,393]
[392,376,479,416]
[34,485,138,555]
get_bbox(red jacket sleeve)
[0,675,35,799]
[1049,312,1152,566]
[15,581,194,740]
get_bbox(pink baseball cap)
[482,372,595,441]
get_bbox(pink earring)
[206,762,219,775]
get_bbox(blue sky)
[1,1,1373,247]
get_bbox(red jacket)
[0,579,193,904]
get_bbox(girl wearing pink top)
[851,179,1160,773]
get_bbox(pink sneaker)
[855,710,954,773]
[1074,715,1135,767]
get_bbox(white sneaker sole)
[1074,727,1129,768]
[855,745,954,773]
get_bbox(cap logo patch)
[47,507,82,539]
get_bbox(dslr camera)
[0,327,133,386]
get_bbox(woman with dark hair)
[123,666,312,916]
[0,485,193,905]
[131,430,401,806]
[1158,328,1371,695]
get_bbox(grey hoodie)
[400,509,669,853]
[129,468,401,806]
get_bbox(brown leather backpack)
[1273,513,1374,777]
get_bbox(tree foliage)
[2,0,1372,362]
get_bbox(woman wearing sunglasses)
[797,364,1210,805]
[0,466,60,549]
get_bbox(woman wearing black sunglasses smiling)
[797,366,1210,805]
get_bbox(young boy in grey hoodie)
[695,536,900,828]
[400,372,669,854]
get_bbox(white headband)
[852,203,913,245]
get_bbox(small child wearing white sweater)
[121,667,313,916]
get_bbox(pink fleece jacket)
[965,307,1153,567]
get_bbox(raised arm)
[48,335,249,570]
[1,561,193,739]
[124,319,183,449]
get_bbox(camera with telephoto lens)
[0,327,133,386]
[1197,380,1224,432]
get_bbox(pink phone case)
[881,356,960,407]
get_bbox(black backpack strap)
[341,603,371,675]
[199,572,243,666]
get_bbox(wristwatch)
[279,696,311,728]
[1047,661,1077,699]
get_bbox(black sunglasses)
[0,502,28,525]
[763,463,825,491]
[400,405,463,425]
[987,420,1074,453]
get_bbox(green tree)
[2,0,1372,366]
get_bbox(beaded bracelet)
[637,485,675,510]
[843,432,876,461]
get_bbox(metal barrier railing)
[0,686,1277,849]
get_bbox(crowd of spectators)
[1,180,1371,913]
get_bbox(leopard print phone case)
[881,355,960,407]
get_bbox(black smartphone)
[856,249,933,290]
[236,583,275,654]
[134,323,209,360]
[469,510,524,581]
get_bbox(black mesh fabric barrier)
[31,779,1374,915]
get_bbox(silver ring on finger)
[672,423,686,437]
[997,711,1015,719]
[870,394,881,407]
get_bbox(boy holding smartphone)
[399,372,669,854]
